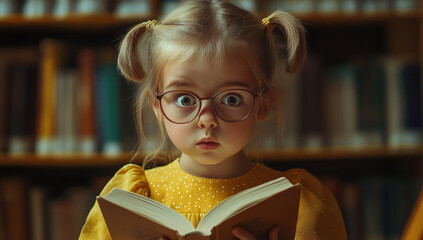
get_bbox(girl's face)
[154,59,271,167]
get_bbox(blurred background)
[0,0,422,239]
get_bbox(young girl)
[79,0,347,239]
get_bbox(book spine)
[97,63,122,155]
[299,56,325,148]
[36,40,60,154]
[400,61,422,144]
[63,70,78,153]
[0,61,10,152]
[282,73,301,148]
[0,178,28,240]
[355,59,385,146]
[7,63,36,153]
[324,64,360,147]
[78,49,97,154]
[29,186,47,240]
[382,57,404,146]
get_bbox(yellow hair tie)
[146,19,159,32]
[262,17,275,32]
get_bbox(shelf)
[1,144,422,167]
[0,10,419,30]
[295,10,421,24]
[0,14,152,30]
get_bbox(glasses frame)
[155,88,263,124]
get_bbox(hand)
[232,225,280,240]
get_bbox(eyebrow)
[164,79,254,91]
[164,79,197,90]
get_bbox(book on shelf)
[401,62,422,144]
[355,58,386,146]
[36,40,65,154]
[282,72,301,148]
[77,49,97,154]
[29,186,47,240]
[0,47,38,153]
[324,64,362,147]
[0,178,28,240]
[7,63,38,153]
[96,61,122,155]
[382,56,405,146]
[272,0,419,14]
[98,177,301,240]
[0,56,10,153]
[27,184,96,240]
[299,56,325,148]
[56,69,78,153]
[115,0,151,16]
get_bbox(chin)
[190,154,228,166]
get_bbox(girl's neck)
[178,151,255,179]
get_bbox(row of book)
[0,174,420,240]
[0,0,152,17]
[0,176,109,240]
[255,55,422,149]
[1,0,417,19]
[0,0,253,18]
[324,176,422,240]
[1,42,422,154]
[271,0,420,14]
[0,40,139,155]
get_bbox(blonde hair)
[118,0,307,168]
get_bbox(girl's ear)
[257,90,276,121]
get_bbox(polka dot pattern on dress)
[144,159,284,228]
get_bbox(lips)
[196,142,220,150]
[197,137,219,150]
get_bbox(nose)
[197,100,218,128]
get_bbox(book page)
[196,177,295,233]
[101,188,195,235]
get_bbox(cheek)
[223,118,256,145]
[164,121,192,147]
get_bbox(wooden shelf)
[0,14,152,29]
[295,10,421,24]
[0,10,419,30]
[1,144,422,167]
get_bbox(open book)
[98,177,301,240]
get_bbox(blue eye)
[221,94,242,106]
[176,95,196,107]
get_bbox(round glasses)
[155,89,260,124]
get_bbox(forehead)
[155,41,261,91]
[160,58,258,92]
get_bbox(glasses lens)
[214,90,255,121]
[160,91,200,123]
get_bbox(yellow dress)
[79,159,347,240]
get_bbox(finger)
[158,237,168,240]
[268,226,280,240]
[232,226,256,240]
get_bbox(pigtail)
[264,11,307,73]
[118,20,158,82]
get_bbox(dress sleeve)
[284,169,347,240]
[78,164,150,240]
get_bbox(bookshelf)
[0,0,422,240]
